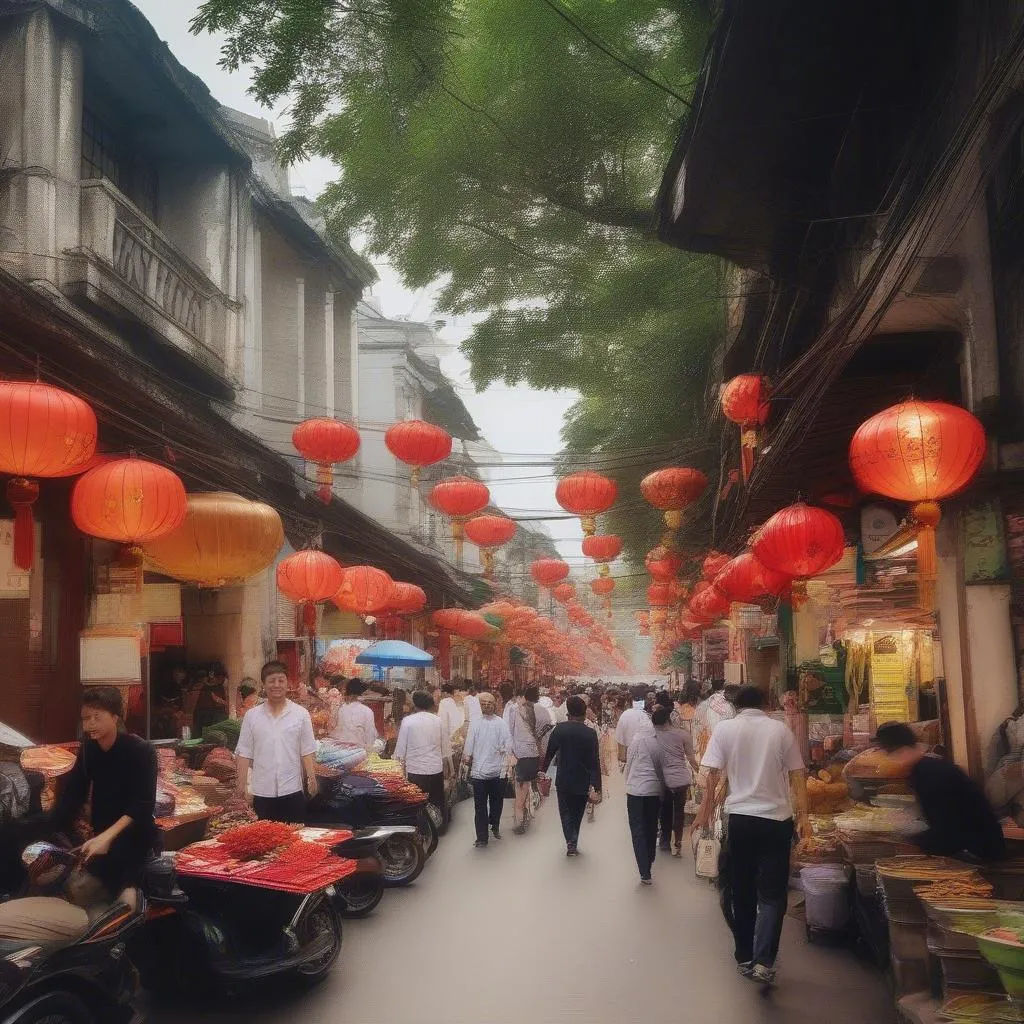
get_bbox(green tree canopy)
[194,0,723,559]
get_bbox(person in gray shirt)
[652,706,697,857]
[625,730,666,885]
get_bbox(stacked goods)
[207,797,257,838]
[353,754,427,804]
[217,821,296,859]
[938,993,1024,1022]
[806,770,851,815]
[316,741,369,774]
[977,922,1024,999]
[202,748,238,786]
[201,718,242,751]
[834,806,922,864]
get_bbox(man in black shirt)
[540,696,601,857]
[876,722,1005,862]
[55,687,159,897]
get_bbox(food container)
[977,932,1024,998]
[890,951,930,997]
[981,862,1024,902]
[934,949,1006,994]
[888,918,928,960]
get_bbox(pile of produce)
[202,747,238,786]
[352,754,427,803]
[806,767,851,815]
[217,820,297,860]
[201,718,242,751]
[915,877,995,901]
[206,798,257,837]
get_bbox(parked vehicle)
[329,826,417,916]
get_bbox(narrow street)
[151,780,894,1024]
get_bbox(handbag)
[694,827,721,880]
[536,774,551,798]
[587,786,602,805]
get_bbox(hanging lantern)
[721,374,770,482]
[582,534,622,577]
[277,549,346,634]
[429,476,490,561]
[385,419,452,488]
[555,471,617,537]
[71,458,187,582]
[333,565,395,618]
[646,546,684,583]
[464,514,517,578]
[431,608,496,641]
[552,582,576,605]
[713,551,790,604]
[849,399,986,611]
[702,551,731,581]
[690,586,730,623]
[292,418,361,503]
[591,576,615,618]
[640,467,708,539]
[530,558,570,588]
[647,582,673,607]
[389,582,427,616]
[0,382,97,569]
[751,502,845,605]
[142,492,284,587]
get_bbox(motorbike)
[306,778,432,887]
[0,843,145,1024]
[327,825,416,917]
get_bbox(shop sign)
[860,505,899,555]
[963,499,1009,584]
[0,520,31,597]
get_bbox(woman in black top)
[56,687,159,897]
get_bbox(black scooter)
[328,825,415,916]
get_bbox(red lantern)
[292,418,361,504]
[647,582,673,607]
[0,382,97,569]
[277,549,346,634]
[385,420,452,487]
[640,467,708,532]
[721,374,770,481]
[71,458,187,567]
[431,608,495,641]
[582,534,622,578]
[690,586,730,622]
[646,546,684,583]
[552,582,576,605]
[591,576,615,618]
[429,476,490,560]
[531,558,570,588]
[751,502,845,603]
[714,552,790,603]
[555,471,618,536]
[850,400,986,610]
[333,565,394,617]
[389,582,427,615]
[464,514,517,577]
[702,551,731,581]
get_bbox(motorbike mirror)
[22,842,75,888]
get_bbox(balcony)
[63,179,235,383]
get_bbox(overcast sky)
[131,0,590,563]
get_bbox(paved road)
[150,776,895,1024]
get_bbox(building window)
[80,106,159,221]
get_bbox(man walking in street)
[694,685,810,987]
[463,692,511,847]
[329,678,377,751]
[540,695,601,856]
[395,689,452,820]
[236,660,319,823]
[508,685,548,833]
[616,683,655,766]
[437,681,467,741]
[624,723,666,885]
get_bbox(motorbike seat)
[0,896,89,947]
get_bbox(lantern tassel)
[7,477,38,571]
[913,501,941,613]
[315,464,333,504]
[740,428,758,482]
[302,601,317,635]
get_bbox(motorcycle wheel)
[335,874,384,918]
[4,991,95,1023]
[380,833,425,887]
[418,810,439,858]
[294,900,343,985]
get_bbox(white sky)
[133,0,587,561]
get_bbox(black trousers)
[557,789,588,848]
[659,785,689,847]
[408,772,446,817]
[471,777,505,842]
[727,813,794,968]
[252,791,307,824]
[626,794,661,879]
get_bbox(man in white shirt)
[329,679,377,751]
[695,685,810,987]
[236,660,319,823]
[437,682,466,740]
[463,692,511,847]
[395,690,452,816]
[550,690,569,725]
[463,682,482,724]
[616,684,655,764]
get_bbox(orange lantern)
[0,382,97,569]
[646,546,684,583]
[334,565,395,617]
[721,373,770,481]
[464,514,517,577]
[142,492,284,587]
[71,458,187,576]
[713,551,790,604]
[429,475,490,560]
[431,608,496,641]
[582,534,622,577]
[640,467,708,535]
[385,419,452,487]
[555,471,618,537]
[850,399,986,610]
[690,586,730,623]
[531,558,570,588]
[552,582,576,605]
[751,502,844,604]
[389,582,427,616]
[277,549,346,634]
[292,418,361,503]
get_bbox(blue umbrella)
[355,640,434,668]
